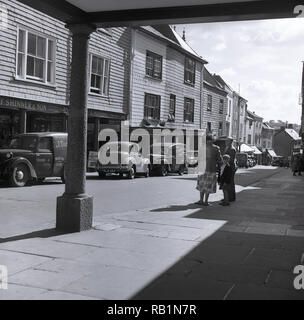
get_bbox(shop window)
[144,93,161,120]
[16,27,55,84]
[184,57,195,85]
[184,97,194,123]
[90,55,110,96]
[146,51,162,80]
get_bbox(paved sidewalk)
[0,167,304,300]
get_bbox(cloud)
[175,19,303,123]
[212,42,227,51]
[219,67,236,77]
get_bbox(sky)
[175,18,304,124]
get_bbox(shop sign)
[0,97,68,114]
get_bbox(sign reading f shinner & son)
[0,96,68,114]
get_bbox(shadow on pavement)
[151,203,205,212]
[0,228,75,244]
[132,169,304,300]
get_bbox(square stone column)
[56,24,96,232]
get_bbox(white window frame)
[15,26,56,86]
[89,54,111,97]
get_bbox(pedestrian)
[218,154,233,206]
[299,154,304,176]
[292,154,300,176]
[224,137,237,202]
[196,134,222,206]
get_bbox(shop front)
[0,96,68,148]
[87,109,127,170]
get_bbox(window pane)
[37,37,46,58]
[97,58,103,75]
[28,33,36,55]
[35,58,44,79]
[92,56,98,74]
[18,30,26,53]
[48,40,54,60]
[17,53,24,77]
[27,56,35,76]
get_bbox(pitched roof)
[285,128,301,140]
[139,25,207,63]
[263,122,274,129]
[203,68,228,94]
[213,74,233,92]
[247,110,263,120]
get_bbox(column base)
[56,194,93,232]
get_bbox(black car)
[0,132,67,187]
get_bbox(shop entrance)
[0,109,20,148]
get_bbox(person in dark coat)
[292,154,302,176]
[224,137,237,201]
[218,154,233,206]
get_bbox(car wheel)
[160,165,168,177]
[37,178,45,184]
[145,166,150,178]
[178,165,185,176]
[127,166,136,179]
[9,164,30,187]
[119,173,124,178]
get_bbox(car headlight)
[6,152,13,159]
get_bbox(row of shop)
[0,96,125,154]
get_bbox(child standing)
[218,154,233,206]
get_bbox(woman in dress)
[196,135,223,206]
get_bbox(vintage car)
[0,132,67,187]
[236,152,249,168]
[271,156,284,167]
[149,143,188,176]
[96,141,150,179]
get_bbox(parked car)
[96,142,150,179]
[271,156,284,167]
[236,152,249,168]
[149,143,187,176]
[186,150,199,168]
[0,132,67,187]
[247,155,256,167]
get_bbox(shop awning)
[240,143,254,153]
[251,145,262,155]
[267,149,277,158]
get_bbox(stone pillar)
[56,24,95,232]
